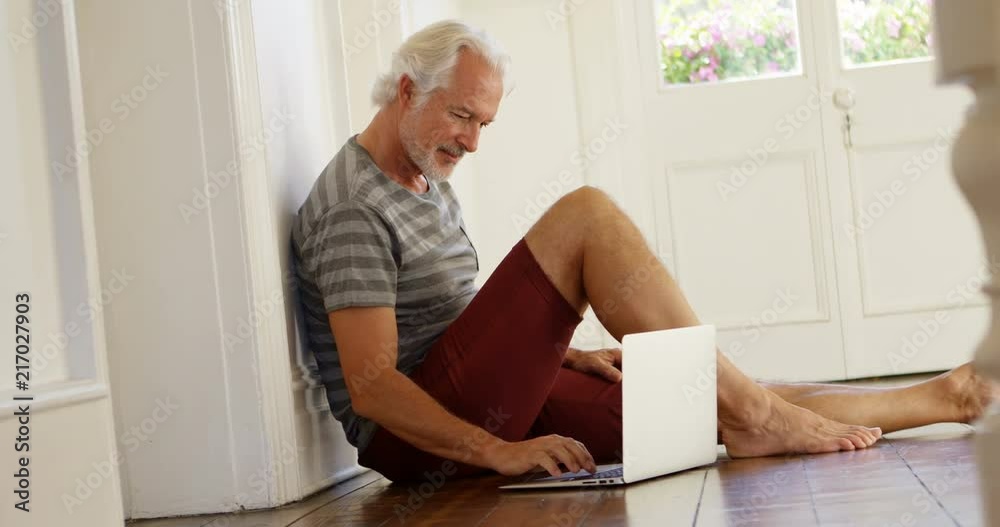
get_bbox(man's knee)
[561,185,614,209]
[552,186,619,222]
[528,186,618,249]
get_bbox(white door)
[813,0,989,378]
[628,0,986,381]
[633,0,848,381]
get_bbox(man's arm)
[329,306,596,476]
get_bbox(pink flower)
[765,61,781,73]
[697,66,718,82]
[844,32,866,52]
[752,34,767,47]
[886,16,902,39]
[709,24,723,44]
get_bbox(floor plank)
[131,425,983,526]
[893,425,981,527]
[128,470,383,527]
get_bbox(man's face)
[399,50,503,182]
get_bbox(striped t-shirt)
[290,135,480,452]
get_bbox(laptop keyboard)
[564,466,623,481]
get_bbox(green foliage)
[658,0,933,85]
[840,0,933,66]
[658,0,798,85]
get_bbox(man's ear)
[397,74,415,108]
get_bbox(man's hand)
[485,435,597,477]
[564,347,623,383]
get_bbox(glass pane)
[656,0,801,86]
[838,0,934,67]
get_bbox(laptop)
[499,324,718,489]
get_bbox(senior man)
[291,21,994,482]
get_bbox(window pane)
[839,0,934,67]
[657,0,801,86]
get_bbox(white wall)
[77,0,276,517]
[250,0,370,496]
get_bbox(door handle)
[833,88,857,148]
[833,88,856,111]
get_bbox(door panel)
[636,0,847,381]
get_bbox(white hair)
[371,20,511,108]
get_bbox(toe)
[868,427,883,445]
[845,433,867,449]
[854,427,876,446]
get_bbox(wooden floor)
[131,422,983,527]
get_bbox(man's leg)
[763,363,996,433]
[524,186,881,457]
[357,239,585,481]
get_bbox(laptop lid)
[621,325,718,484]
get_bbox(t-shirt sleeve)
[301,201,398,312]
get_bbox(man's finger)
[568,439,597,473]
[551,444,581,473]
[599,363,622,382]
[610,348,623,367]
[536,453,562,478]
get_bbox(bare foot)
[931,362,998,424]
[721,390,883,458]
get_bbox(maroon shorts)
[357,239,624,482]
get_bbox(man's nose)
[458,126,480,154]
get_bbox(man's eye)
[451,112,470,120]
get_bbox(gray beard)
[400,114,451,183]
